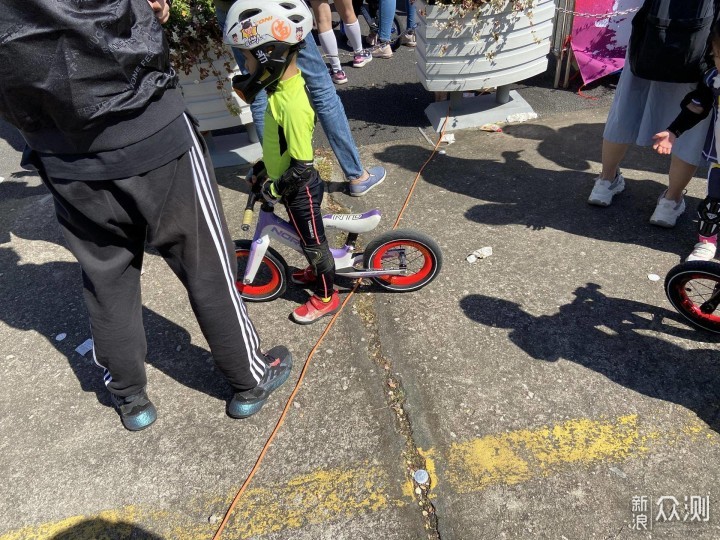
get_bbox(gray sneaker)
[588,172,625,206]
[649,190,686,228]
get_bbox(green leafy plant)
[165,0,241,115]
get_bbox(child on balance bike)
[224,0,340,324]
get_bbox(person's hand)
[147,0,170,24]
[245,160,267,187]
[652,131,675,155]
[260,179,281,206]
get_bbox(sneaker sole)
[333,78,349,85]
[353,60,371,68]
[227,371,291,419]
[649,218,678,228]
[686,255,716,262]
[587,198,612,207]
[588,186,624,207]
[119,404,157,431]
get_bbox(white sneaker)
[686,241,717,262]
[588,173,625,206]
[649,190,686,228]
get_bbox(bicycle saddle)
[322,209,381,234]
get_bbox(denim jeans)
[378,0,396,42]
[406,0,417,30]
[216,6,365,180]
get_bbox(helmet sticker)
[240,19,259,46]
[271,19,291,41]
[296,26,304,41]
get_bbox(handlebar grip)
[241,209,253,231]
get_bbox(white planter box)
[176,47,254,133]
[415,0,556,92]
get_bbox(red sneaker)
[292,292,340,325]
[290,266,316,285]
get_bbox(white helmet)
[223,0,314,49]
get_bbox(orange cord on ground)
[212,105,451,540]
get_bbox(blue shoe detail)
[349,166,386,197]
[111,390,157,431]
[227,346,293,419]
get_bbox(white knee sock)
[318,30,342,72]
[344,20,364,53]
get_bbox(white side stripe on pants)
[183,116,266,382]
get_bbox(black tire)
[389,15,405,51]
[665,260,720,333]
[362,229,442,292]
[234,240,288,302]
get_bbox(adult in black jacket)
[0,0,292,431]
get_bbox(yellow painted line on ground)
[0,465,400,540]
[446,414,718,494]
[3,415,717,539]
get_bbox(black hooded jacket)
[0,0,186,154]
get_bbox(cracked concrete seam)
[354,292,441,540]
[325,189,441,539]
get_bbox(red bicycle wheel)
[362,230,442,292]
[234,240,288,302]
[665,260,720,333]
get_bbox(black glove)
[274,158,317,199]
[668,83,714,137]
[260,179,281,206]
[245,160,267,187]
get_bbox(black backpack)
[629,0,718,82]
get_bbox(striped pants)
[40,117,267,396]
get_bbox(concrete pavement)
[1,79,720,540]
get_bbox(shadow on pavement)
[337,82,433,129]
[460,283,720,433]
[502,121,670,176]
[374,141,697,259]
[0,118,24,151]
[0,247,234,407]
[48,518,163,540]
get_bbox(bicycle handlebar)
[241,187,259,231]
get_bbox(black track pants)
[39,117,267,396]
[284,176,335,298]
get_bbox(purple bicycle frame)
[242,208,358,285]
[242,207,406,284]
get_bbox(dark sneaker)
[227,346,293,419]
[291,292,340,324]
[110,389,157,431]
[290,266,317,286]
[349,166,386,196]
